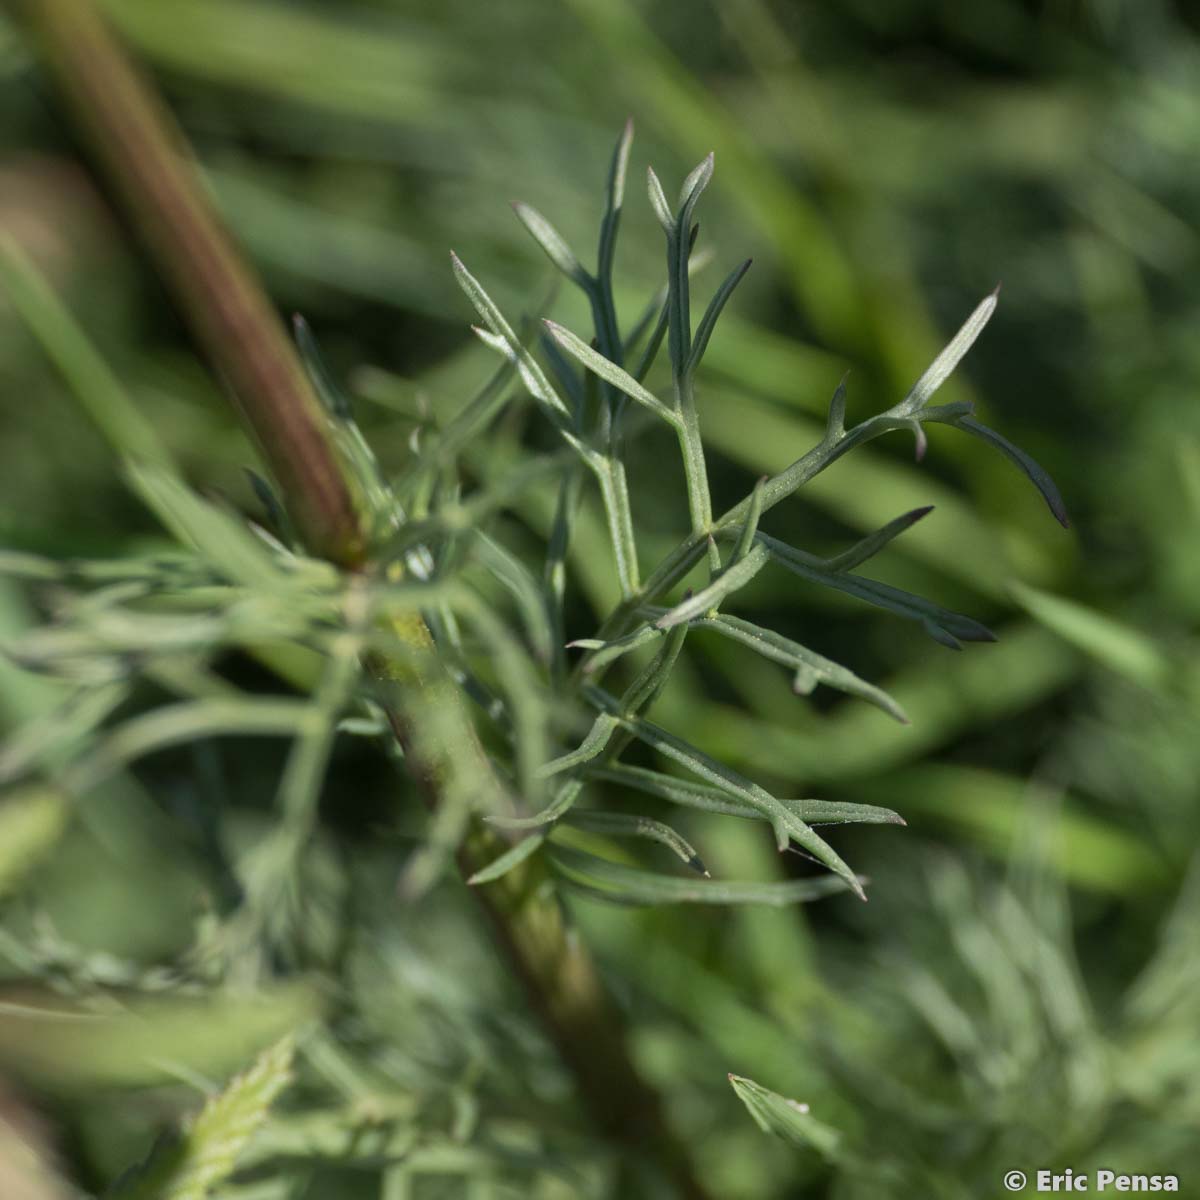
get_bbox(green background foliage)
[2,1,1199,1196]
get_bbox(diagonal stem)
[7,1,710,1194]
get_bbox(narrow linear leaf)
[624,285,666,360]
[561,810,708,875]
[822,506,935,573]
[486,777,583,831]
[688,613,909,723]
[646,166,673,232]
[470,532,555,666]
[548,844,854,907]
[897,288,998,415]
[292,315,351,418]
[537,714,620,778]
[728,1075,843,1159]
[655,543,770,629]
[467,832,547,885]
[450,253,572,422]
[954,416,1070,528]
[730,476,767,567]
[598,117,634,286]
[542,321,680,427]
[825,373,848,440]
[676,152,714,221]
[686,258,752,375]
[632,295,670,382]
[619,622,688,718]
[0,237,169,467]
[572,622,664,674]
[761,533,995,648]
[593,765,905,827]
[513,203,591,289]
[1010,582,1164,686]
[128,463,283,590]
[584,687,865,899]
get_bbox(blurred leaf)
[728,1074,843,1158]
[113,1035,294,1200]
[0,237,167,466]
[1011,582,1166,688]
[0,988,317,1090]
[0,785,69,895]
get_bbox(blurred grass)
[3,0,1200,1196]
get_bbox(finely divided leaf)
[584,687,865,899]
[593,765,904,826]
[686,613,909,723]
[451,253,572,423]
[762,533,995,648]
[549,844,855,906]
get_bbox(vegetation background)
[1,0,1199,1197]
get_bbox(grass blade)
[728,1074,843,1159]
